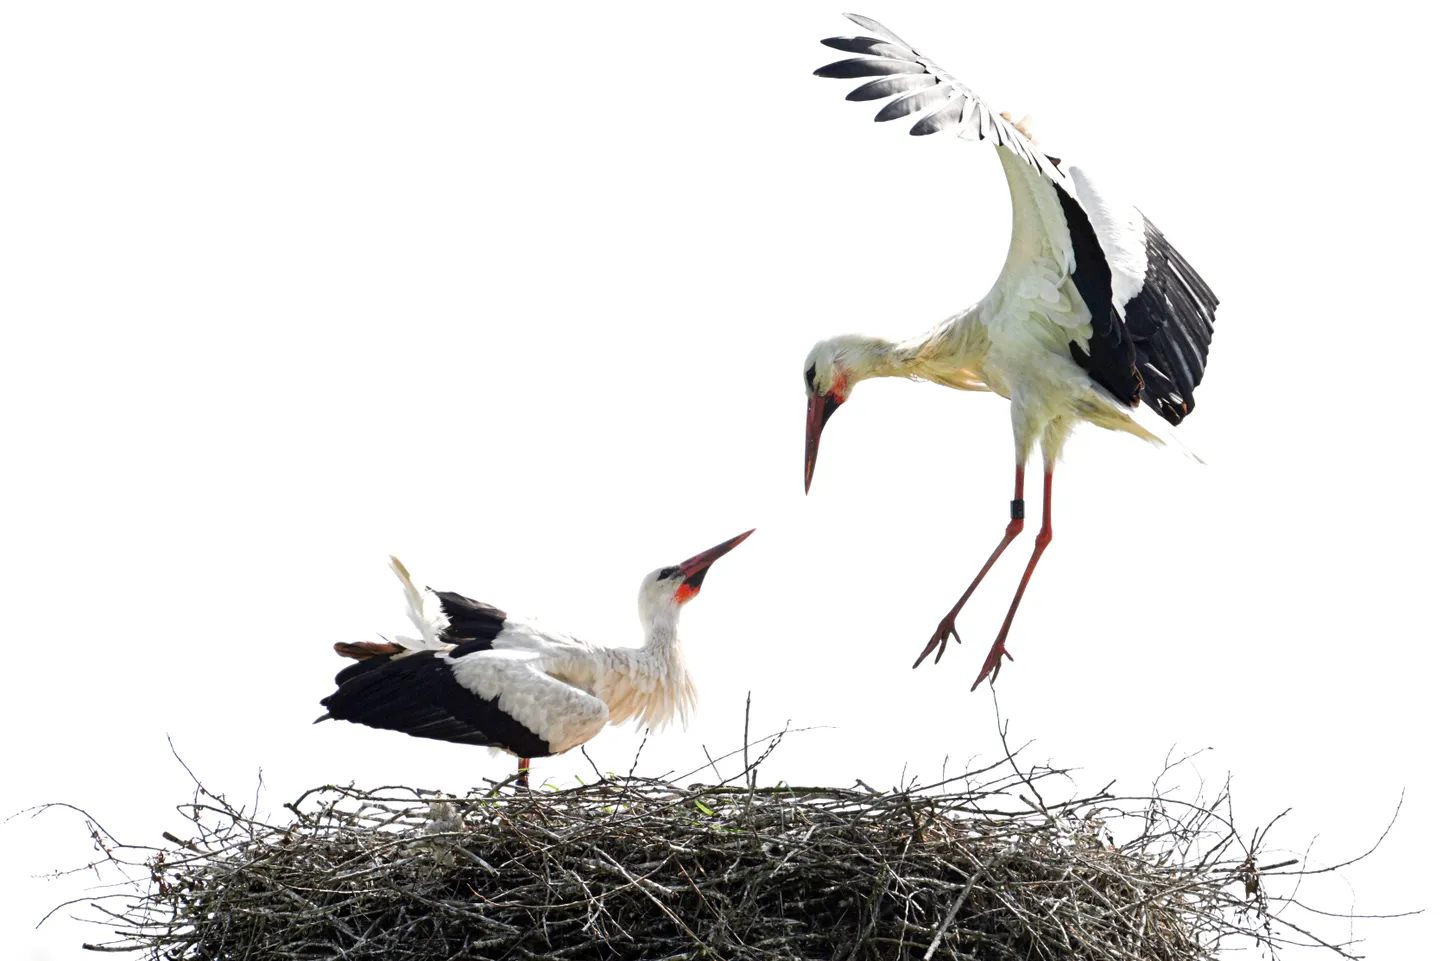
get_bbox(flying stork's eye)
[804,363,818,392]
[655,566,682,581]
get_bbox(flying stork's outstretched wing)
[815,14,1219,424]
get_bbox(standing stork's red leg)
[516,757,531,790]
[913,465,1027,668]
[971,467,1053,690]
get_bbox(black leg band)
[1010,499,1024,520]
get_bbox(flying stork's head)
[639,529,754,622]
[802,337,866,493]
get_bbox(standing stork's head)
[638,529,754,625]
[802,337,869,493]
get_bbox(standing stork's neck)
[595,596,694,732]
[640,603,682,653]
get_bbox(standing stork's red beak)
[674,529,754,603]
[804,391,842,494]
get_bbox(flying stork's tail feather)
[389,555,449,650]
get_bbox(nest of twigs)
[41,726,1377,961]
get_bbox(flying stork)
[317,530,753,786]
[802,14,1219,690]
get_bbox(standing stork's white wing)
[816,13,1219,424]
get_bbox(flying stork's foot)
[913,503,1027,671]
[913,615,961,668]
[970,636,1015,691]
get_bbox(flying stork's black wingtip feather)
[820,36,913,59]
[909,97,963,136]
[1153,401,1186,426]
[844,73,935,102]
[814,57,926,79]
[874,85,953,123]
[842,13,906,45]
[1120,220,1219,424]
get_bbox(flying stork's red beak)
[804,391,842,494]
[674,529,754,603]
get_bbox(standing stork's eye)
[805,363,818,392]
[654,566,681,581]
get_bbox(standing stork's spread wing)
[816,14,1219,424]
[432,588,508,643]
[320,643,610,758]
[320,585,611,758]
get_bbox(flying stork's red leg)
[913,465,1027,668]
[517,757,531,790]
[971,468,1053,690]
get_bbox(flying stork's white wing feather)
[1067,166,1148,308]
[815,14,1220,425]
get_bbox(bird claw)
[969,639,1014,691]
[913,618,960,669]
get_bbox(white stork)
[802,14,1219,690]
[317,530,753,786]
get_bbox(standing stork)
[802,14,1219,690]
[317,530,753,787]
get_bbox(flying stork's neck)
[835,309,987,389]
[840,335,925,379]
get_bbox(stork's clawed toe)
[969,639,1014,691]
[913,619,959,669]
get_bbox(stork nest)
[39,729,1379,960]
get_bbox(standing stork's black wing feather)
[431,590,507,643]
[320,645,553,758]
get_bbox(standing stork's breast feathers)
[816,13,1219,424]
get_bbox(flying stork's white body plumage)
[318,532,752,785]
[803,15,1219,689]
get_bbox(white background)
[2,2,1436,956]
